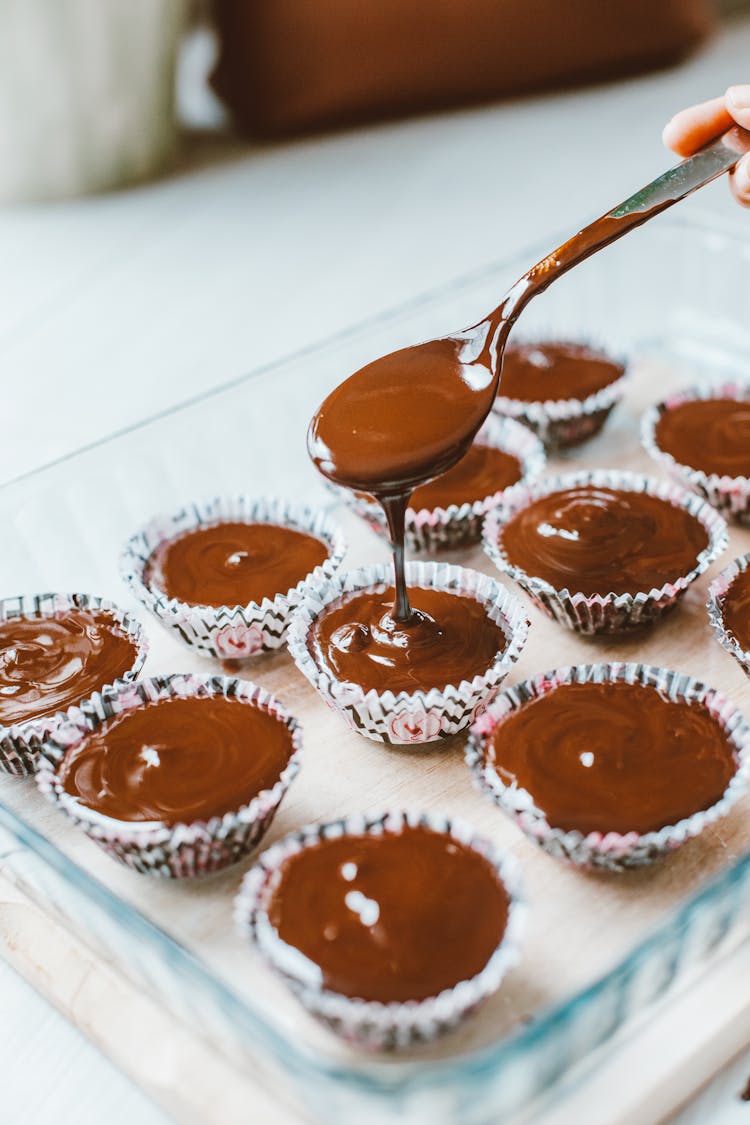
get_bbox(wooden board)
[3,350,750,1120]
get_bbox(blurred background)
[2,2,750,1123]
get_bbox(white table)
[2,16,750,1123]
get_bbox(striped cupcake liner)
[707,553,750,678]
[0,592,147,778]
[482,469,727,635]
[235,809,525,1050]
[330,415,545,553]
[36,673,302,878]
[491,338,630,450]
[287,560,529,746]
[641,381,750,522]
[466,663,750,872]
[120,495,347,662]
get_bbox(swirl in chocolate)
[499,485,709,596]
[498,341,623,403]
[58,696,294,824]
[722,568,750,653]
[655,398,750,478]
[0,609,138,727]
[308,586,506,694]
[266,826,510,1003]
[408,442,522,511]
[145,521,329,607]
[488,681,738,835]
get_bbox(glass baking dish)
[3,210,750,1123]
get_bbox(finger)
[662,96,733,157]
[729,153,750,207]
[726,85,750,130]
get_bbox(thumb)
[726,85,750,130]
[730,153,750,207]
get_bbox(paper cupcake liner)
[120,496,347,661]
[330,415,546,553]
[482,469,728,635]
[287,560,529,746]
[491,337,631,450]
[707,553,750,678]
[234,809,525,1050]
[36,673,302,878]
[466,663,750,872]
[0,592,148,779]
[641,381,750,523]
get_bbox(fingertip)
[662,110,695,157]
[726,85,750,129]
[729,154,750,207]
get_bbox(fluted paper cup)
[235,809,525,1050]
[287,560,529,745]
[708,553,750,679]
[466,662,750,872]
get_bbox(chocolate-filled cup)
[642,382,750,523]
[287,560,529,745]
[467,663,750,871]
[0,592,147,778]
[234,809,525,1050]
[36,673,302,877]
[121,496,346,662]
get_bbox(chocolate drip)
[655,398,750,478]
[145,521,329,608]
[0,609,138,726]
[499,485,708,596]
[487,681,738,835]
[307,586,506,694]
[58,696,294,824]
[266,825,509,1003]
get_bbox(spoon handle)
[487,125,750,354]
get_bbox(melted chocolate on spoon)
[309,126,750,623]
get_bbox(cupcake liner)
[36,673,302,878]
[287,560,529,746]
[120,496,347,661]
[707,553,750,678]
[234,809,525,1050]
[482,468,728,635]
[330,415,546,553]
[466,662,750,872]
[0,592,147,778]
[491,336,631,450]
[641,381,750,522]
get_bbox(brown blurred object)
[211,0,714,137]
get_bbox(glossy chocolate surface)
[408,442,522,511]
[499,485,709,596]
[0,608,138,727]
[722,568,750,653]
[308,586,506,693]
[145,521,329,607]
[266,825,510,1002]
[58,696,294,824]
[488,681,738,835]
[655,398,750,478]
[498,341,623,403]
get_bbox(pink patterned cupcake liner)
[330,415,545,553]
[287,560,529,746]
[492,338,630,450]
[36,673,302,878]
[641,382,750,522]
[707,553,750,678]
[120,495,346,661]
[482,469,727,635]
[234,809,525,1050]
[466,662,750,872]
[0,592,147,778]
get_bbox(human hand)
[663,86,750,206]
